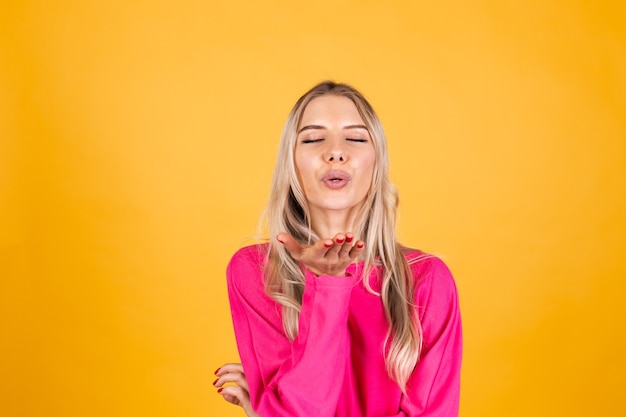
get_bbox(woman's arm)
[226,244,359,417]
[397,257,463,416]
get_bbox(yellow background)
[1,1,625,416]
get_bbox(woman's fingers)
[327,233,363,263]
[336,233,356,259]
[214,372,249,392]
[324,233,345,258]
[215,363,260,416]
[215,362,244,376]
[349,240,365,259]
[214,363,249,391]
[279,233,354,260]
[218,384,248,405]
[276,233,306,260]
[218,385,260,416]
[278,233,333,261]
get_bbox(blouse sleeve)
[398,256,463,416]
[226,246,359,417]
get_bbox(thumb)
[276,233,304,260]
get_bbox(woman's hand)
[277,232,365,276]
[214,363,260,417]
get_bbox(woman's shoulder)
[404,249,461,348]
[226,244,270,298]
[230,243,269,263]
[227,243,268,280]
[401,247,456,291]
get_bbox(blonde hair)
[261,81,422,392]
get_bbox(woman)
[214,81,462,416]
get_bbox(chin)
[316,199,363,212]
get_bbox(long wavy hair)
[260,81,422,392]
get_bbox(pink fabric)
[227,244,462,417]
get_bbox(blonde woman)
[214,81,462,416]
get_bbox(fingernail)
[346,235,353,242]
[357,242,364,248]
[336,238,344,243]
[324,242,333,248]
[217,388,223,393]
[212,378,219,386]
[214,367,220,375]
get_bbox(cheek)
[362,151,376,177]
[296,148,321,173]
[362,153,377,190]
[294,154,315,188]
[352,156,375,192]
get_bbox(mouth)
[322,170,351,189]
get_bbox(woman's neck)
[309,207,361,239]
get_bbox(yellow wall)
[1,1,624,416]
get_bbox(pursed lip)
[321,170,351,189]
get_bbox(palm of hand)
[277,232,365,276]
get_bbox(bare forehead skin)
[297,96,368,134]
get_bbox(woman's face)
[294,95,376,220]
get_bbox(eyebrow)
[297,124,369,134]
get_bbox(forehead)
[299,95,364,127]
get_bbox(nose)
[324,138,346,163]
[326,150,345,162]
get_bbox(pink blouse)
[227,244,462,417]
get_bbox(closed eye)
[347,138,368,143]
[302,138,324,144]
